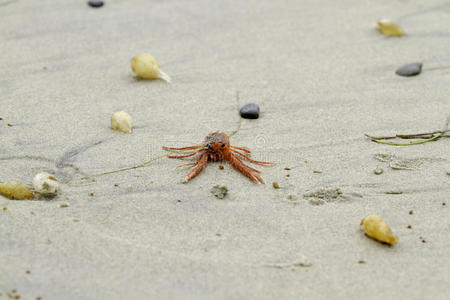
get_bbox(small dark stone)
[240,103,260,119]
[88,0,104,8]
[395,62,422,77]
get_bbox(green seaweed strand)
[65,114,245,183]
[365,131,445,146]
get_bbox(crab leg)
[176,162,198,168]
[167,149,204,159]
[230,149,273,165]
[230,154,262,173]
[229,153,264,184]
[184,153,208,183]
[163,145,203,151]
[230,145,251,154]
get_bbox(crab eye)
[207,144,213,150]
[221,143,226,147]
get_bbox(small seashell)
[111,111,132,133]
[361,214,398,245]
[0,181,35,200]
[376,19,404,36]
[130,53,171,82]
[32,172,59,196]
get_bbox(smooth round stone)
[395,62,422,77]
[240,103,260,119]
[88,0,104,8]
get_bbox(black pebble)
[240,103,260,119]
[88,0,104,8]
[395,62,423,77]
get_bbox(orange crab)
[163,131,273,183]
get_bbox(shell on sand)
[130,53,171,82]
[111,111,133,133]
[376,19,404,37]
[361,214,398,245]
[32,172,59,195]
[0,181,35,200]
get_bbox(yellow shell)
[376,19,404,37]
[130,53,171,82]
[0,181,35,200]
[361,214,398,245]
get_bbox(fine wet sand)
[1,0,450,299]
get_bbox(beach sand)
[1,0,449,299]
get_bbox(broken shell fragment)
[32,172,59,195]
[130,53,171,82]
[111,111,132,133]
[361,214,398,245]
[0,181,35,200]
[376,19,404,36]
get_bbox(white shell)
[32,172,59,195]
[111,111,132,133]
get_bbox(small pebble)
[89,192,94,196]
[395,62,422,77]
[443,202,446,206]
[272,182,280,189]
[284,167,291,170]
[60,203,69,208]
[239,103,260,119]
[374,167,384,175]
[3,207,7,211]
[87,0,104,7]
[26,270,30,274]
[286,174,290,177]
[111,111,132,133]
[358,260,365,264]
[7,123,13,127]
[407,225,412,229]
[409,210,413,215]
[0,117,3,120]
[219,165,224,170]
[313,170,322,174]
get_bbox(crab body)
[163,131,272,183]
